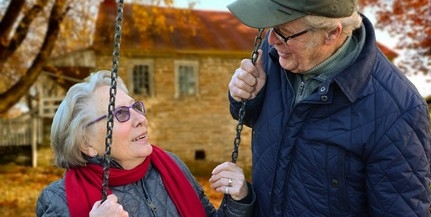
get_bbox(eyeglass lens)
[272,28,309,43]
[115,101,145,122]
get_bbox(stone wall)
[96,54,253,167]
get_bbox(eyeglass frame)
[86,101,146,127]
[270,27,311,44]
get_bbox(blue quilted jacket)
[229,15,431,216]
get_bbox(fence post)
[31,116,38,168]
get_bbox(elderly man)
[227,0,431,216]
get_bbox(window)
[128,60,154,97]
[175,61,199,98]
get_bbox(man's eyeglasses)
[86,101,146,127]
[271,27,310,44]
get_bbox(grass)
[0,146,248,216]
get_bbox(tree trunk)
[0,0,69,115]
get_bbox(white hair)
[303,11,363,36]
[50,70,128,168]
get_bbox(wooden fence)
[0,113,38,167]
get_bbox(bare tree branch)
[0,0,50,64]
[0,0,69,114]
[0,0,26,53]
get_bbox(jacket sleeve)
[366,105,431,216]
[36,180,70,217]
[215,182,256,217]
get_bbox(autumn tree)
[0,0,195,116]
[0,0,95,116]
[358,0,431,75]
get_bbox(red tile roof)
[94,0,260,54]
[94,0,397,59]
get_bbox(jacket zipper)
[299,81,305,95]
[141,182,158,216]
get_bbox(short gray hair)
[50,70,128,168]
[303,11,362,36]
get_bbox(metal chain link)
[100,0,262,204]
[101,0,124,203]
[231,28,265,163]
[224,28,265,215]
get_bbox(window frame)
[127,59,154,97]
[174,60,199,98]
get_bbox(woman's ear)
[81,144,98,157]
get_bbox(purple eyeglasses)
[86,101,146,127]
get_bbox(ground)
[0,146,226,216]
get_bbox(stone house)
[43,0,258,166]
[38,0,399,168]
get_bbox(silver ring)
[228,177,233,186]
[225,186,230,194]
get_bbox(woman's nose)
[131,109,147,127]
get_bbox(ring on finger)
[228,177,233,187]
[225,186,230,194]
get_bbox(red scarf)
[65,145,206,217]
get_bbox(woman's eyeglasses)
[271,27,310,44]
[86,101,146,127]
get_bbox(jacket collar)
[269,14,378,103]
[333,14,378,103]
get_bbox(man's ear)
[325,23,343,44]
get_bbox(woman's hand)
[209,162,249,200]
[90,194,129,217]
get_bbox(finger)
[241,49,263,78]
[210,162,239,180]
[237,63,258,90]
[229,70,255,101]
[211,176,235,187]
[238,69,258,89]
[106,194,118,203]
[209,166,230,188]
[92,200,102,209]
[211,162,233,174]
[230,85,255,101]
[254,49,264,74]
[209,164,244,189]
[232,74,256,94]
[225,185,230,194]
[250,49,266,99]
[228,177,233,186]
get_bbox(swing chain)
[224,27,265,216]
[102,0,124,203]
[231,28,264,163]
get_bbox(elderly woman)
[36,70,255,217]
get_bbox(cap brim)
[227,0,306,28]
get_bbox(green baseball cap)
[227,0,357,28]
